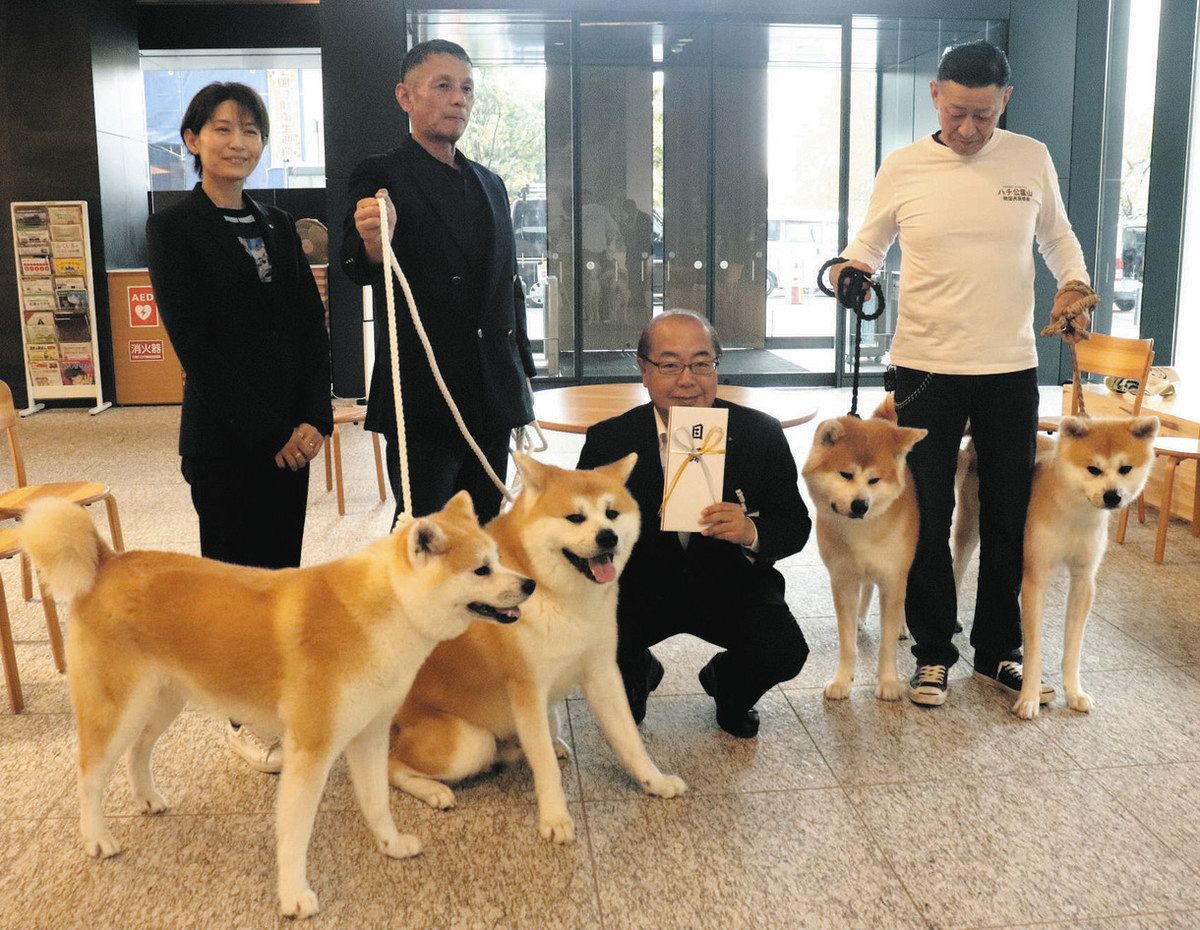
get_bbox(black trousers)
[183,455,311,569]
[894,366,1039,671]
[616,567,809,713]
[384,427,511,525]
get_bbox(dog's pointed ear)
[443,489,477,521]
[895,426,928,455]
[597,452,638,485]
[1060,417,1090,440]
[514,452,547,492]
[1130,416,1160,441]
[408,517,449,563]
[814,418,845,447]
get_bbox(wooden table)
[532,383,819,434]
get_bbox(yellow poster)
[53,256,85,276]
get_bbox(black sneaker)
[974,660,1054,704]
[908,664,949,706]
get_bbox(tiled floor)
[1,389,1198,929]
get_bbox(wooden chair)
[1037,334,1154,543]
[322,405,387,516]
[1145,437,1200,564]
[0,526,65,713]
[1039,333,1155,432]
[0,380,125,602]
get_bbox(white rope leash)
[378,200,413,528]
[377,197,519,520]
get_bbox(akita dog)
[19,493,533,919]
[389,453,687,843]
[802,414,926,700]
[1014,416,1159,719]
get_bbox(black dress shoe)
[698,659,760,739]
[627,652,665,725]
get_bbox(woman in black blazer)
[146,82,332,773]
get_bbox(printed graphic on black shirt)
[239,235,272,283]
[222,210,273,283]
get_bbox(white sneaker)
[224,721,283,774]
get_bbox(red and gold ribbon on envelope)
[659,425,726,517]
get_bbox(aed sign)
[128,286,158,327]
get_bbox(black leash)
[817,257,885,418]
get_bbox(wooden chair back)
[1071,333,1155,416]
[0,382,28,488]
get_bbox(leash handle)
[817,257,887,417]
[817,257,886,321]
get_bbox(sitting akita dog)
[389,453,687,843]
[1014,415,1159,719]
[19,493,533,920]
[802,414,926,700]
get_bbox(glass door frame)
[564,13,856,388]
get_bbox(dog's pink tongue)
[588,557,617,584]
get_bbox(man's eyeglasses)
[638,356,719,377]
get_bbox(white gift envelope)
[660,406,729,533]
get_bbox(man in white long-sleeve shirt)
[832,40,1091,708]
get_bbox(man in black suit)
[577,311,811,738]
[341,39,536,523]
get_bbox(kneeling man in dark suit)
[577,310,811,737]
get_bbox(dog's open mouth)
[562,548,617,584]
[468,603,521,624]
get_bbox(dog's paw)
[135,790,170,815]
[279,887,320,919]
[379,832,423,859]
[420,781,456,810]
[82,832,122,859]
[553,737,572,760]
[538,812,575,844]
[875,678,904,701]
[1012,695,1041,720]
[824,678,853,700]
[396,775,455,810]
[642,773,688,799]
[1067,691,1094,713]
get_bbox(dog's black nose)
[521,577,536,595]
[1103,490,1122,509]
[850,499,869,517]
[596,528,618,550]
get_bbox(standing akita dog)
[802,415,926,700]
[389,453,687,843]
[1014,416,1159,719]
[19,492,533,919]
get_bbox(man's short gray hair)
[400,39,472,82]
[637,309,723,360]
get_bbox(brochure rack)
[10,200,111,415]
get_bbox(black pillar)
[0,0,146,408]
[320,0,409,399]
